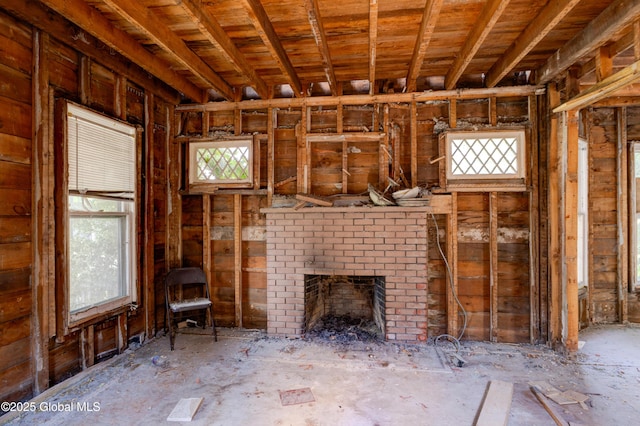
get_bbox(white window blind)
[67,103,136,196]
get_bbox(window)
[577,139,588,289]
[189,139,253,186]
[64,102,137,325]
[440,129,526,191]
[631,143,640,291]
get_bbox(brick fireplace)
[263,206,429,342]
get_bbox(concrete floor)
[2,325,639,425]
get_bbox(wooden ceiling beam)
[406,0,444,93]
[304,0,338,96]
[176,85,544,112]
[239,0,302,97]
[537,0,640,85]
[554,58,640,112]
[485,0,580,88]
[368,0,378,95]
[100,0,235,100]
[595,45,614,82]
[444,0,511,90]
[175,0,269,100]
[32,0,204,102]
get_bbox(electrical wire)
[430,211,467,352]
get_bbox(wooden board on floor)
[167,397,204,422]
[475,380,514,426]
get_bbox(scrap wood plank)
[475,380,514,426]
[167,397,204,422]
[295,193,334,207]
[530,386,570,426]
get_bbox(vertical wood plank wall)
[177,96,534,343]
[0,8,178,404]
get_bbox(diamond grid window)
[189,139,253,185]
[445,130,525,181]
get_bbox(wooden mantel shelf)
[261,194,452,215]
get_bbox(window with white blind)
[64,102,137,325]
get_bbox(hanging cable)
[430,211,467,352]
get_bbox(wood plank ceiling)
[22,0,640,103]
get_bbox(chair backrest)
[165,267,211,302]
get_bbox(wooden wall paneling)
[449,99,457,129]
[342,137,348,193]
[53,99,69,342]
[80,325,94,370]
[116,311,127,354]
[529,94,541,343]
[447,194,459,337]
[267,107,275,205]
[203,194,212,317]
[234,194,243,327]
[115,75,127,120]
[380,104,389,188]
[297,107,308,193]
[547,84,561,346]
[565,109,579,352]
[32,29,51,394]
[410,101,417,187]
[166,104,181,270]
[490,192,498,342]
[617,107,628,322]
[628,123,636,293]
[143,93,154,341]
[489,97,497,126]
[79,54,90,105]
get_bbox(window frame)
[439,129,528,191]
[629,142,640,292]
[56,100,138,331]
[188,138,254,189]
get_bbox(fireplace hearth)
[304,274,385,340]
[264,206,430,343]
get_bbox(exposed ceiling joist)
[579,28,636,79]
[406,0,444,93]
[537,0,640,85]
[175,0,269,99]
[100,0,234,100]
[445,0,511,90]
[554,58,640,112]
[239,0,303,97]
[35,0,205,102]
[369,0,378,95]
[304,0,337,96]
[485,0,581,88]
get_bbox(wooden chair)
[164,267,217,350]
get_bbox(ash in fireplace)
[304,314,382,343]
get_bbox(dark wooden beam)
[100,0,234,99]
[31,0,204,102]
[368,0,378,95]
[485,0,580,88]
[176,0,269,100]
[240,0,303,97]
[445,0,511,90]
[406,0,444,93]
[303,0,338,96]
[537,0,640,85]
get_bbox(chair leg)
[210,305,217,342]
[168,310,175,351]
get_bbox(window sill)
[67,298,135,332]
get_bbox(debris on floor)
[279,388,315,406]
[304,314,382,343]
[475,380,514,426]
[166,397,204,422]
